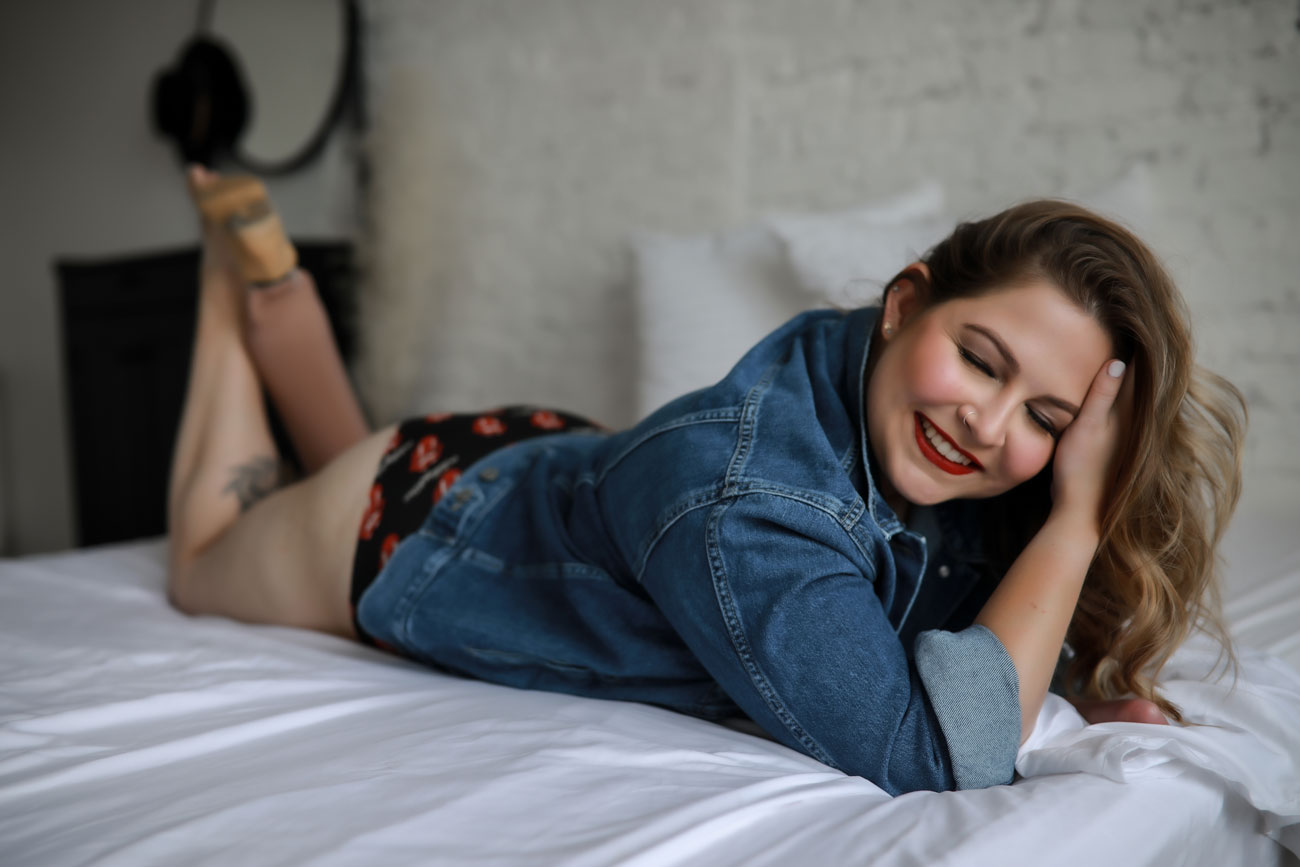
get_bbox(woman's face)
[867,268,1112,510]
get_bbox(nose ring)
[963,411,976,430]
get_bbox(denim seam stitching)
[723,365,776,492]
[632,487,727,582]
[720,485,876,569]
[391,542,458,647]
[705,500,836,768]
[593,410,743,485]
[634,479,869,582]
[391,474,518,644]
[892,531,927,639]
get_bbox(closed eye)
[962,345,1061,439]
[959,346,996,378]
[1027,407,1059,439]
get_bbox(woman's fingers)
[1058,358,1127,456]
[1050,358,1131,524]
[1078,359,1126,424]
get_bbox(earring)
[883,322,894,337]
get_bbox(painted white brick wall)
[359,0,1299,511]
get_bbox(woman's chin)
[890,469,1011,509]
[887,473,949,510]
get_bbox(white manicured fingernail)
[1108,360,1126,378]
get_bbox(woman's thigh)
[173,424,398,638]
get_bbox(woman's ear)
[882,262,930,338]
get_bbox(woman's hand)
[1049,359,1132,536]
[976,361,1131,741]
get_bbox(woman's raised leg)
[187,166,370,473]
[167,166,394,638]
[243,268,371,474]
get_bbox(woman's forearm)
[973,511,1100,742]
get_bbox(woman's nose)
[962,399,1014,448]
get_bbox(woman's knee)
[166,544,210,617]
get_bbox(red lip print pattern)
[359,484,385,541]
[379,532,400,569]
[530,410,564,430]
[473,415,507,436]
[409,434,444,472]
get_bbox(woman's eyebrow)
[1040,395,1081,417]
[963,323,1081,416]
[963,324,1019,373]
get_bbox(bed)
[2,511,1298,865]
[7,2,1300,863]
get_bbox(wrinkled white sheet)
[1,537,1296,867]
[1021,639,1300,854]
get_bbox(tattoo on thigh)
[223,455,284,512]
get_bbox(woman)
[168,167,1245,795]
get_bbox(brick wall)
[359,0,1299,510]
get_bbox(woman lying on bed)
[167,166,1245,795]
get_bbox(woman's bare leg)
[243,268,371,473]
[187,166,370,473]
[167,166,394,637]
[167,173,280,568]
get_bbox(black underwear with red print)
[349,406,600,647]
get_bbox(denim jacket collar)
[851,307,906,538]
[850,306,987,565]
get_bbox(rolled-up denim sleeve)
[638,493,1018,795]
[913,626,1020,790]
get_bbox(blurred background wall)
[357,0,1299,520]
[0,0,357,554]
[0,0,1296,555]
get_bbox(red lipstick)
[914,413,982,475]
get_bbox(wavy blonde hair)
[888,200,1246,721]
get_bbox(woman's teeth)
[921,417,971,466]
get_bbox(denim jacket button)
[937,564,951,578]
[479,467,500,482]
[455,489,474,504]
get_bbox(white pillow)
[631,183,947,419]
[763,165,1154,305]
[765,214,953,305]
[632,224,807,419]
[763,180,950,303]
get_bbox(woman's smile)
[915,413,981,474]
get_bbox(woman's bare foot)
[1069,697,1169,726]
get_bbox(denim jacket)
[358,308,1022,794]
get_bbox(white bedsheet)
[2,535,1297,867]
